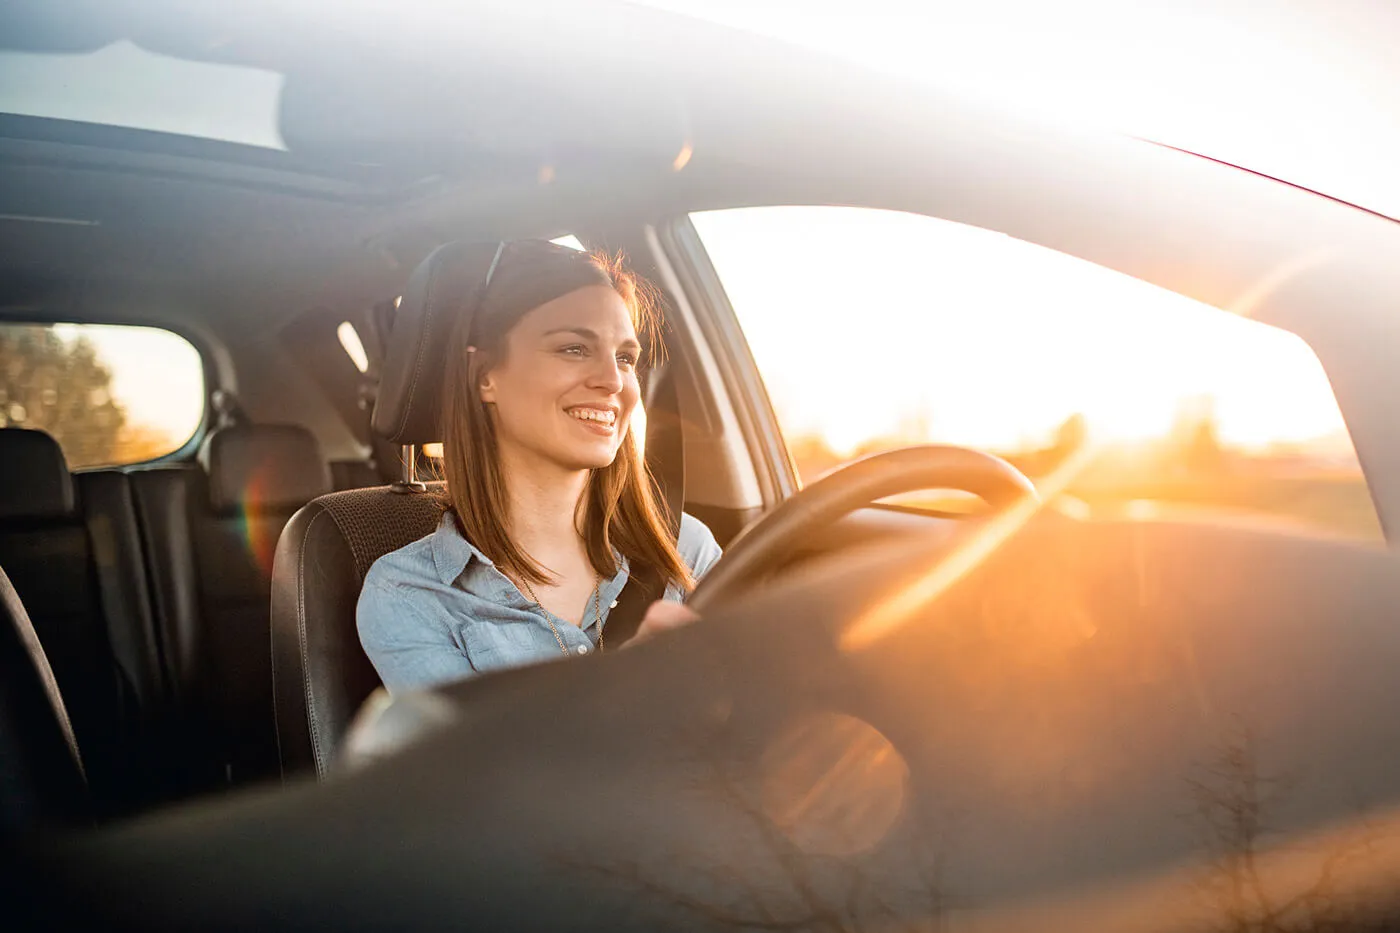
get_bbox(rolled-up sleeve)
[357,579,476,693]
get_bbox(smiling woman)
[357,240,721,694]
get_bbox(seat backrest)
[130,424,331,790]
[195,424,331,785]
[0,429,146,815]
[271,485,444,779]
[329,459,381,491]
[269,242,487,781]
[0,562,89,834]
[125,463,248,796]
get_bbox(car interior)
[4,2,1400,930]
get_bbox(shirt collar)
[430,511,492,584]
[428,509,633,591]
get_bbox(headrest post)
[390,444,427,495]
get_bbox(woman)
[358,240,721,694]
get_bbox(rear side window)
[0,322,205,469]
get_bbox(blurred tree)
[1187,417,1225,472]
[0,325,127,468]
[1006,412,1091,479]
[1051,413,1088,460]
[787,433,843,482]
[1170,394,1224,473]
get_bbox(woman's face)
[479,285,642,472]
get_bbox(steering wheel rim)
[688,445,1036,614]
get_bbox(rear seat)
[330,458,381,491]
[195,423,332,785]
[131,423,332,789]
[0,428,168,816]
[3,421,338,808]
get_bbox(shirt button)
[575,644,590,655]
[609,599,619,609]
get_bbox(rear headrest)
[371,239,611,445]
[199,424,331,515]
[0,429,75,520]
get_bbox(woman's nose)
[589,357,625,392]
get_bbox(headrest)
[371,240,612,445]
[0,429,75,520]
[199,424,331,515]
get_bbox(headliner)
[0,1,1396,356]
[0,0,884,324]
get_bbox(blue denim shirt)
[357,512,722,693]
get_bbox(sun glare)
[693,206,1352,465]
[639,1,1400,220]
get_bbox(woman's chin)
[558,442,621,471]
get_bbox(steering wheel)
[687,445,1037,614]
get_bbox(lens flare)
[841,442,1096,652]
[237,468,283,577]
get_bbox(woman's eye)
[559,345,587,358]
[617,352,638,369]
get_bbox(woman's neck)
[498,446,590,569]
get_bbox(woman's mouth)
[566,406,619,434]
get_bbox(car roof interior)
[4,3,1400,927]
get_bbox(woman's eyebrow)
[542,326,642,350]
[542,326,598,340]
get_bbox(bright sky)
[53,324,204,444]
[693,207,1348,455]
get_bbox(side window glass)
[692,206,1380,541]
[0,322,205,469]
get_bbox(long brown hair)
[437,241,693,592]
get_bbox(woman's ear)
[469,348,498,404]
[477,371,498,404]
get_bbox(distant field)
[879,473,1382,542]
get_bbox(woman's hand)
[627,600,700,647]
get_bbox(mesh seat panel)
[312,484,447,581]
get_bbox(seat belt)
[602,564,663,650]
[601,361,685,649]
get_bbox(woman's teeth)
[569,408,617,425]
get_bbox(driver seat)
[270,241,686,779]
[270,241,483,780]
[269,486,445,779]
